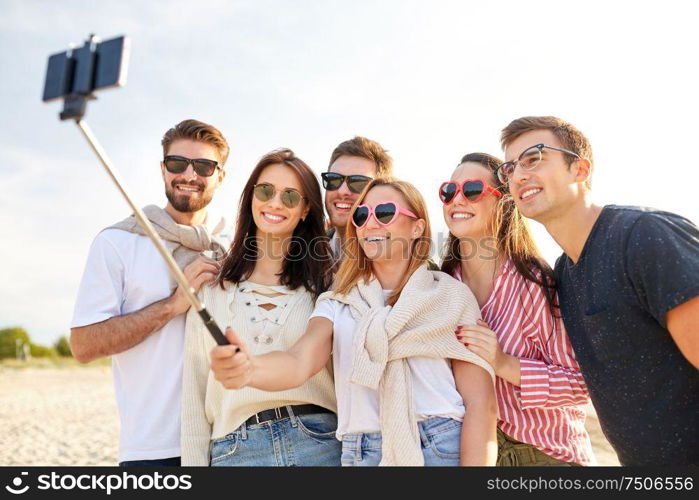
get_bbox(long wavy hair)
[217,148,332,298]
[332,177,432,306]
[440,152,559,316]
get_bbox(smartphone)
[42,35,130,102]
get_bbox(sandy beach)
[0,364,620,466]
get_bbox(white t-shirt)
[310,290,465,439]
[71,228,193,462]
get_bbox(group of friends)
[70,116,699,467]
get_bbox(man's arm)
[625,213,699,368]
[70,256,219,363]
[666,295,699,368]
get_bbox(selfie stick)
[43,34,230,346]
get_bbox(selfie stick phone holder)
[42,34,230,346]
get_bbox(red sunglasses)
[439,179,503,205]
[351,201,418,228]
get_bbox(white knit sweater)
[181,281,337,466]
[316,265,495,466]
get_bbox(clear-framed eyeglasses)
[497,143,582,184]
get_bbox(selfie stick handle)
[75,119,230,346]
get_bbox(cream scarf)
[316,265,495,466]
[108,205,226,288]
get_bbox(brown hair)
[328,136,394,177]
[161,119,230,165]
[217,149,332,298]
[500,116,594,189]
[440,152,559,317]
[332,177,431,306]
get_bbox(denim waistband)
[342,416,461,450]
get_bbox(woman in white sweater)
[211,178,498,466]
[181,149,339,466]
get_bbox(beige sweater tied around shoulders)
[316,265,495,466]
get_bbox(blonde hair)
[333,177,431,306]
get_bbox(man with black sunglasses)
[70,119,230,466]
[321,136,394,262]
[500,115,699,466]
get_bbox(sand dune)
[0,365,619,466]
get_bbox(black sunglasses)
[163,155,221,177]
[321,172,373,194]
[253,182,307,209]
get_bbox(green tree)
[0,327,31,360]
[54,336,72,357]
[29,343,57,358]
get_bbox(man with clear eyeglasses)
[498,116,699,466]
[70,119,229,466]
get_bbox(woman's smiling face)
[356,185,424,263]
[252,163,309,239]
[443,162,500,240]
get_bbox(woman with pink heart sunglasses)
[440,152,595,466]
[209,177,498,466]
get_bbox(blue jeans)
[210,408,341,466]
[341,417,462,466]
[119,457,180,467]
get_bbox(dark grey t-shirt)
[554,205,699,465]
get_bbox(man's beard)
[165,181,213,213]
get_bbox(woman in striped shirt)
[440,152,595,466]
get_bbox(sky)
[1,0,697,345]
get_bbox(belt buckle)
[254,407,283,425]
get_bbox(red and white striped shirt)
[456,258,595,465]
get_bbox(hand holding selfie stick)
[42,34,230,346]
